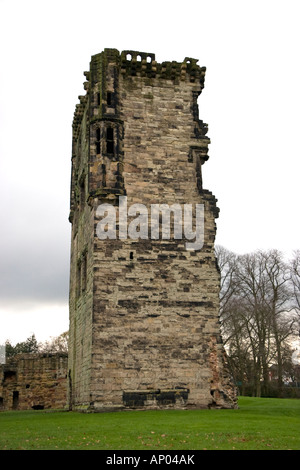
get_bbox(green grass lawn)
[0,397,299,450]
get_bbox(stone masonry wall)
[0,353,68,411]
[68,49,237,411]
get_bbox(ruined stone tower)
[68,48,237,411]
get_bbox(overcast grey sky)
[0,0,299,344]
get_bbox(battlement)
[72,49,206,139]
[120,51,205,82]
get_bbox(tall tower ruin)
[68,48,237,411]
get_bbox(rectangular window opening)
[107,92,112,106]
[12,391,19,410]
[96,128,101,154]
[101,164,106,187]
[80,178,85,210]
[106,127,114,154]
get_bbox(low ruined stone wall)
[0,353,68,411]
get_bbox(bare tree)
[235,251,273,396]
[261,250,294,396]
[215,245,238,327]
[217,247,296,397]
[39,331,69,354]
[290,249,300,334]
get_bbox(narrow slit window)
[101,163,106,187]
[96,128,101,154]
[12,391,19,410]
[106,127,114,154]
[80,178,85,209]
[107,92,112,106]
[97,92,100,106]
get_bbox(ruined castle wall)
[68,102,95,410]
[0,354,68,411]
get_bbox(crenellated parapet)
[119,50,206,85]
[72,50,207,138]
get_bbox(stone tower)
[68,48,237,411]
